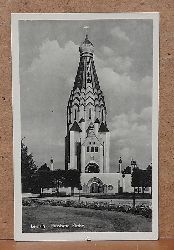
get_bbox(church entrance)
[87,177,104,193]
[90,183,104,193]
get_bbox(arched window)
[87,146,90,152]
[85,164,100,173]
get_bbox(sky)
[19,18,153,172]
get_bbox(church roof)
[70,121,82,132]
[94,118,100,123]
[98,122,109,132]
[67,33,109,134]
[67,35,106,111]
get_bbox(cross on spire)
[83,25,89,39]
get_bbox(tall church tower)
[65,32,110,173]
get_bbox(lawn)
[22,205,152,233]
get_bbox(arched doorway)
[90,182,99,193]
[85,162,100,173]
[87,177,104,193]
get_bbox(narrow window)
[87,146,90,152]
[91,147,94,152]
[95,147,98,152]
[102,109,104,121]
[74,109,77,120]
[89,108,91,119]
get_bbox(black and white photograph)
[12,13,159,241]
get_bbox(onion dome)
[79,34,94,57]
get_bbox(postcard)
[12,12,159,241]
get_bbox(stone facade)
[65,34,110,176]
[64,33,134,194]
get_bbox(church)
[64,32,133,194]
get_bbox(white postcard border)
[12,12,159,241]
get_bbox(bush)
[22,197,152,218]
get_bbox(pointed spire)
[119,157,122,173]
[98,122,109,132]
[67,29,109,134]
[83,26,93,45]
[83,26,89,37]
[119,156,122,164]
[70,121,82,132]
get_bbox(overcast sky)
[19,19,153,172]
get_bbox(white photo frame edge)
[12,12,159,241]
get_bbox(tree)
[139,170,147,194]
[146,164,152,196]
[131,164,152,200]
[51,169,65,196]
[139,165,152,196]
[131,167,141,191]
[123,166,131,174]
[38,163,50,172]
[21,140,37,192]
[131,167,141,207]
[64,169,81,196]
[36,163,53,196]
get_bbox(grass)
[22,205,152,233]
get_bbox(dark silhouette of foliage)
[64,169,81,196]
[38,163,50,172]
[131,164,152,206]
[35,163,53,196]
[146,165,152,195]
[122,166,131,174]
[30,167,81,197]
[21,140,37,192]
[131,167,141,189]
[131,167,141,207]
[51,169,66,196]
